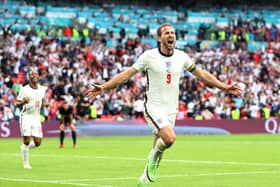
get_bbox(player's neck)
[159,46,173,57]
[29,82,38,89]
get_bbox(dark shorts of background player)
[60,117,72,126]
[77,108,90,118]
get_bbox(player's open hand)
[85,84,104,100]
[225,83,242,97]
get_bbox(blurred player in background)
[16,70,49,169]
[86,23,242,186]
[58,100,77,148]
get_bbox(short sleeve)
[184,53,196,72]
[132,51,149,72]
[39,85,48,98]
[17,87,25,101]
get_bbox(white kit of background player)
[16,70,48,169]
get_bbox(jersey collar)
[158,47,174,57]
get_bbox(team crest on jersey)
[156,118,163,125]
[165,61,171,72]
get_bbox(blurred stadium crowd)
[0,0,279,122]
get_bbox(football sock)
[60,131,65,144]
[139,138,166,183]
[21,144,29,164]
[149,138,167,163]
[28,141,36,150]
[140,171,150,184]
[72,131,77,144]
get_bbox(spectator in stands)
[133,96,144,120]
[0,99,13,121]
[231,105,241,120]
[85,23,242,187]
[249,101,260,119]
[194,111,203,120]
[0,22,13,39]
[1,2,280,122]
[93,96,104,118]
[261,104,271,119]
[187,98,195,118]
[76,95,90,124]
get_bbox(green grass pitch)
[0,134,280,187]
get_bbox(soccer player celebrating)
[16,70,48,169]
[86,23,242,186]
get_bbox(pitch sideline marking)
[1,153,280,167]
[1,170,280,185]
[59,170,280,182]
[97,141,280,145]
[0,177,121,187]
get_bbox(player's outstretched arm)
[192,67,242,97]
[85,84,103,100]
[86,67,138,100]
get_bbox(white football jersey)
[18,84,47,117]
[133,48,195,114]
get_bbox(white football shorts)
[20,115,43,138]
[144,109,177,135]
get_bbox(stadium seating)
[1,2,280,50]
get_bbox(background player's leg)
[70,124,77,148]
[28,140,35,149]
[72,131,77,147]
[33,137,42,147]
[59,131,65,147]
[21,136,32,169]
[59,124,66,148]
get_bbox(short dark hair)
[157,23,173,37]
[27,69,38,76]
